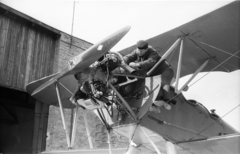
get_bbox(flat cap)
[136,40,148,49]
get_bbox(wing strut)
[108,83,137,121]
[147,38,181,76]
[83,109,94,149]
[177,59,209,94]
[174,38,184,93]
[141,127,162,154]
[70,103,79,148]
[107,130,112,154]
[96,109,113,154]
[55,82,93,149]
[55,82,71,148]
[171,37,210,94]
[165,141,177,154]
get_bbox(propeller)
[30,26,131,96]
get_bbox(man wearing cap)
[123,40,176,111]
[123,40,160,73]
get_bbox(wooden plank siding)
[0,3,93,92]
[0,14,57,91]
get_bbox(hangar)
[0,3,93,153]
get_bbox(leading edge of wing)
[178,133,240,154]
[29,25,131,96]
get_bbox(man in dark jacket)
[124,40,160,74]
[123,40,176,109]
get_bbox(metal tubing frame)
[70,103,79,148]
[175,38,184,93]
[147,38,181,76]
[177,59,209,94]
[172,37,209,94]
[55,82,71,148]
[141,127,162,154]
[83,109,94,149]
[107,130,112,154]
[108,83,137,121]
[165,141,177,154]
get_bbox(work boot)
[153,100,171,110]
[149,104,161,113]
[163,103,171,110]
[153,100,165,107]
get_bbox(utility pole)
[69,0,76,145]
[70,1,76,49]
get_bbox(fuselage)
[97,76,238,144]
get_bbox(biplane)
[26,1,240,154]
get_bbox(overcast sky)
[1,0,239,131]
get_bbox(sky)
[1,0,239,131]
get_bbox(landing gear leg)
[107,130,112,154]
[55,82,71,149]
[70,103,79,148]
[165,141,177,154]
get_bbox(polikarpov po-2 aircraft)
[26,1,240,154]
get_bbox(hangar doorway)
[0,86,49,154]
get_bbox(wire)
[189,36,230,72]
[167,50,240,104]
[200,41,240,59]
[188,50,240,88]
[174,46,239,98]
[165,44,240,139]
[58,81,73,95]
[188,103,240,141]
[79,129,96,147]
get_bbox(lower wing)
[178,133,240,154]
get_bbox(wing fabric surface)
[26,26,131,108]
[26,74,77,108]
[41,148,127,154]
[119,1,240,78]
[178,133,240,154]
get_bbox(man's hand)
[129,62,140,69]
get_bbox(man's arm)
[123,50,138,64]
[137,50,160,70]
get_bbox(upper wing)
[119,1,240,78]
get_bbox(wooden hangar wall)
[0,3,92,154]
[0,3,92,91]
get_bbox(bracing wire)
[169,48,239,103]
[187,103,240,141]
[163,33,240,136]
[188,50,240,88]
[79,129,96,147]
[200,41,240,59]
[168,38,240,139]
